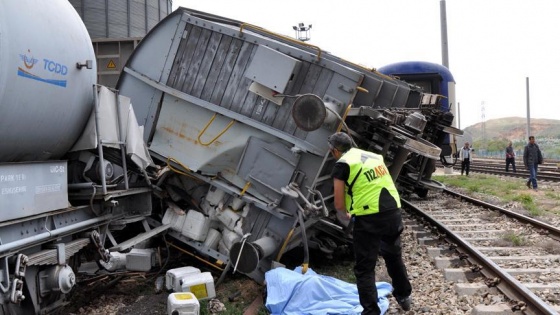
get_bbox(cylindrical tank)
[0,0,97,162]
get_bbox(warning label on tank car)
[107,60,116,69]
[0,161,68,221]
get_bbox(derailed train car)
[117,7,462,283]
[0,1,156,314]
[0,2,461,313]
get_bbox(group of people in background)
[503,136,542,190]
[460,136,543,191]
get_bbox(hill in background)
[460,117,560,159]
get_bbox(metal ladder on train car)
[308,151,336,206]
[92,84,130,194]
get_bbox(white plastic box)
[162,207,187,233]
[125,248,155,272]
[167,292,200,315]
[216,208,241,231]
[202,228,221,250]
[221,228,240,249]
[181,210,210,242]
[166,266,201,292]
[180,271,216,300]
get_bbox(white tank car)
[0,0,97,162]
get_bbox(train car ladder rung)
[315,174,332,184]
[321,193,334,201]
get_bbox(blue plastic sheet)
[265,267,392,315]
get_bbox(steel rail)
[443,188,560,240]
[467,167,560,182]
[402,198,559,315]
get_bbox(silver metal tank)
[0,0,97,162]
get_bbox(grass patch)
[432,174,545,216]
[433,175,519,200]
[545,191,560,201]
[511,193,542,216]
[501,230,526,246]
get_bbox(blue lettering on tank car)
[43,59,68,75]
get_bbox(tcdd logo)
[43,59,68,75]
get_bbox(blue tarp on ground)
[265,267,392,315]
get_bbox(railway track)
[441,158,560,182]
[56,180,560,314]
[403,189,560,314]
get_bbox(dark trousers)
[461,158,470,175]
[505,158,516,172]
[353,210,412,315]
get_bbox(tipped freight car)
[117,7,462,283]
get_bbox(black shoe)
[526,181,531,189]
[396,296,412,311]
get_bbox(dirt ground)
[58,248,291,315]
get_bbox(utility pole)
[440,0,449,68]
[457,102,460,129]
[526,77,531,139]
[481,101,486,155]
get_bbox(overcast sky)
[172,0,560,129]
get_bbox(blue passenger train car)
[379,61,461,164]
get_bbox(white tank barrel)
[0,0,97,162]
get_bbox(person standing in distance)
[523,136,543,190]
[328,132,412,315]
[505,141,516,172]
[459,142,472,176]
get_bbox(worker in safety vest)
[328,132,412,315]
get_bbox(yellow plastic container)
[167,292,200,315]
[180,272,216,300]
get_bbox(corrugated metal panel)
[147,2,159,30]
[84,0,105,10]
[83,7,107,38]
[130,0,147,37]
[108,0,129,38]
[159,0,169,20]
[69,0,171,39]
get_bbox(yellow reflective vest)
[338,148,401,216]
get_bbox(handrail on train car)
[197,113,236,146]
